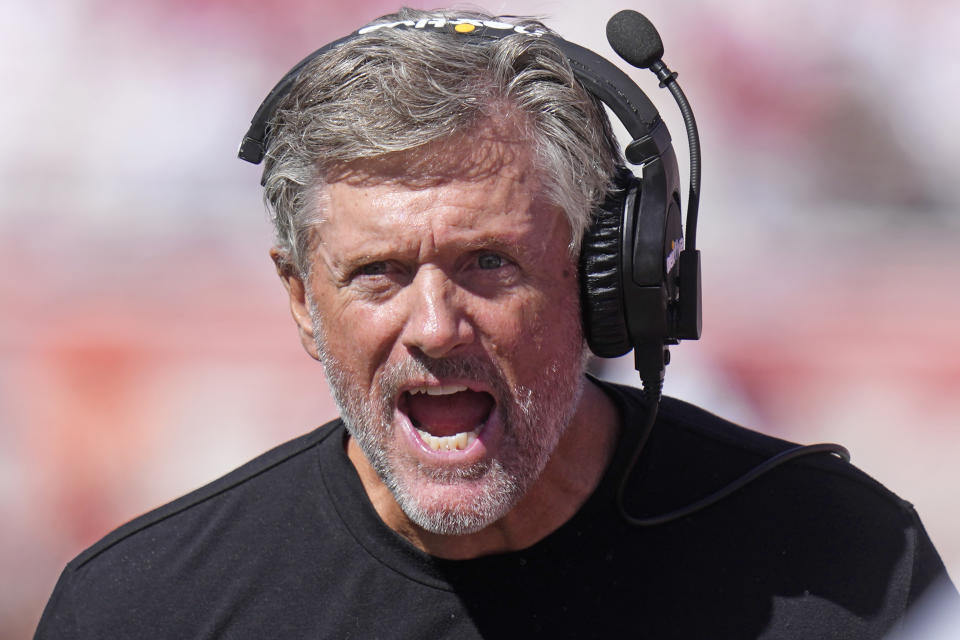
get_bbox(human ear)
[270,248,320,361]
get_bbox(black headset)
[238,12,702,388]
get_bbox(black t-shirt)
[35,381,958,639]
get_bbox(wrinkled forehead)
[304,115,570,258]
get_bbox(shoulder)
[600,379,907,508]
[36,419,347,638]
[72,419,345,571]
[596,379,956,634]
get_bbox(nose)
[401,268,474,358]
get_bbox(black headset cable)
[616,381,851,527]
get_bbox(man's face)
[300,131,587,535]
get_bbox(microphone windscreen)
[606,10,664,69]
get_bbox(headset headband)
[238,16,671,167]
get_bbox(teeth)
[415,426,480,452]
[408,384,469,396]
[406,384,480,452]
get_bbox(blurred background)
[2,0,958,635]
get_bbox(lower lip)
[398,406,502,464]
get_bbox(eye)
[346,260,403,288]
[357,261,389,277]
[477,253,504,270]
[459,251,519,295]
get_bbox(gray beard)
[311,307,586,536]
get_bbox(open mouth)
[399,384,495,452]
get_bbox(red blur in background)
[2,0,958,636]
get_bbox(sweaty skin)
[275,122,619,559]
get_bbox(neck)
[347,376,620,560]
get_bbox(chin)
[386,463,522,535]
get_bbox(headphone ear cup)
[580,170,637,358]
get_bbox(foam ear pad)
[579,169,638,358]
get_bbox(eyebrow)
[328,233,529,273]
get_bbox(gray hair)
[261,8,621,274]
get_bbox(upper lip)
[397,379,493,397]
[407,383,468,396]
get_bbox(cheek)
[480,280,582,363]
[313,294,404,385]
